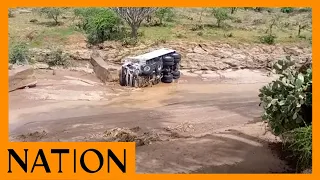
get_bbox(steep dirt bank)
[30,41,311,72]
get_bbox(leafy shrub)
[47,49,70,67]
[260,34,276,44]
[155,8,175,25]
[281,7,294,13]
[259,59,312,135]
[36,8,64,25]
[74,8,124,45]
[284,125,312,171]
[190,24,204,31]
[259,59,312,171]
[121,37,138,47]
[9,43,29,64]
[212,8,230,27]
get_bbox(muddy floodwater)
[9,69,292,173]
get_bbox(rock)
[232,54,247,61]
[217,49,233,58]
[8,64,13,70]
[68,49,92,60]
[18,9,32,14]
[33,63,49,69]
[222,58,238,68]
[9,65,37,92]
[283,47,302,56]
[90,52,120,83]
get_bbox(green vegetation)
[259,58,312,171]
[9,7,312,48]
[47,49,70,67]
[154,8,175,25]
[35,8,65,25]
[281,7,294,13]
[74,8,124,45]
[9,42,30,64]
[8,7,313,172]
[8,7,312,65]
[212,8,231,28]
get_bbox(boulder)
[9,65,37,92]
[90,52,120,83]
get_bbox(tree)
[155,8,174,25]
[113,8,157,39]
[36,8,64,25]
[296,14,311,37]
[212,8,230,28]
[74,8,123,45]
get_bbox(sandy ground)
[9,68,294,173]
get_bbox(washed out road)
[9,69,291,173]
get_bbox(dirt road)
[9,69,292,173]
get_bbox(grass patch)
[284,125,312,172]
[29,27,75,48]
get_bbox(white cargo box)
[124,48,176,64]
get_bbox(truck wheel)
[155,62,163,74]
[171,53,181,63]
[142,65,153,76]
[172,70,180,79]
[161,74,173,83]
[162,68,170,74]
[163,56,174,66]
[119,68,125,86]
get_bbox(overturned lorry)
[119,48,181,87]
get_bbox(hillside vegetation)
[9,8,311,49]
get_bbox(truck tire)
[142,65,153,76]
[161,74,173,83]
[171,53,181,63]
[119,68,126,86]
[172,70,180,79]
[163,56,174,66]
[155,62,163,74]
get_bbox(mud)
[9,68,294,173]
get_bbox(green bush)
[284,125,312,171]
[281,7,294,13]
[259,59,312,135]
[47,49,70,67]
[9,43,29,64]
[212,8,230,28]
[259,59,312,171]
[260,34,276,44]
[74,8,124,45]
[155,8,175,25]
[36,8,64,25]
